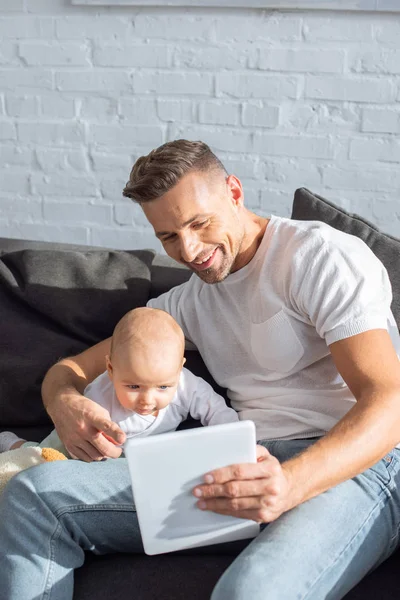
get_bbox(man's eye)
[162,233,177,243]
[193,221,208,229]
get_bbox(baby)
[0,307,238,457]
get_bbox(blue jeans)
[1,438,400,600]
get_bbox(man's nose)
[179,232,200,263]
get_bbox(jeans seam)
[54,503,136,519]
[43,522,63,600]
[299,496,387,600]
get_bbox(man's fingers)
[89,415,125,446]
[89,431,123,458]
[196,496,275,523]
[203,453,279,486]
[194,477,280,500]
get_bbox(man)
[1,139,400,600]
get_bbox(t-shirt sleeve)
[184,372,239,426]
[147,282,197,350]
[292,232,393,346]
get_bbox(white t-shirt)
[148,216,400,442]
[83,367,238,440]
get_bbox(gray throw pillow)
[291,188,400,330]
[0,249,154,432]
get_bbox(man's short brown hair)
[122,139,227,204]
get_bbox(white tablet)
[124,420,260,555]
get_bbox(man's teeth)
[194,250,214,264]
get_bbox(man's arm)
[193,329,400,522]
[42,337,125,462]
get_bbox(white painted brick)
[0,196,42,220]
[157,99,194,122]
[0,42,19,66]
[31,173,98,197]
[132,72,213,96]
[1,171,30,194]
[114,202,146,226]
[242,102,279,128]
[134,15,213,42]
[6,222,89,245]
[0,69,53,93]
[361,108,400,133]
[303,16,373,42]
[217,73,298,100]
[305,76,396,104]
[0,121,17,140]
[5,95,39,118]
[0,146,33,167]
[56,71,131,94]
[353,49,400,75]
[260,158,322,188]
[56,17,131,41]
[258,48,344,74]
[198,101,240,126]
[0,0,24,11]
[79,97,118,120]
[280,103,360,133]
[17,122,85,145]
[36,148,90,172]
[93,44,171,68]
[237,179,261,208]
[254,133,333,159]
[168,124,252,153]
[323,165,400,192]
[25,0,81,12]
[41,95,75,118]
[119,98,158,124]
[374,21,400,46]
[259,189,294,217]
[91,227,163,252]
[20,42,90,67]
[43,201,112,225]
[215,15,301,42]
[90,151,133,173]
[89,124,163,148]
[349,138,400,163]
[100,175,129,201]
[0,17,54,39]
[218,154,261,179]
[173,46,249,71]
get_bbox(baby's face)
[109,345,182,416]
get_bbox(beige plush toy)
[0,446,67,494]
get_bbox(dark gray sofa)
[1,188,399,600]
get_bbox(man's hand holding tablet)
[193,444,292,524]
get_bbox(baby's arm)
[186,373,239,427]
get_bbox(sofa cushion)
[0,248,154,432]
[291,188,400,330]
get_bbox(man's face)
[141,170,245,284]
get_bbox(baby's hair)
[110,307,185,361]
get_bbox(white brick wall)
[0,3,400,250]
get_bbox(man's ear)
[226,174,244,210]
[106,355,113,380]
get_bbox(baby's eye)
[126,385,139,390]
[159,386,168,390]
